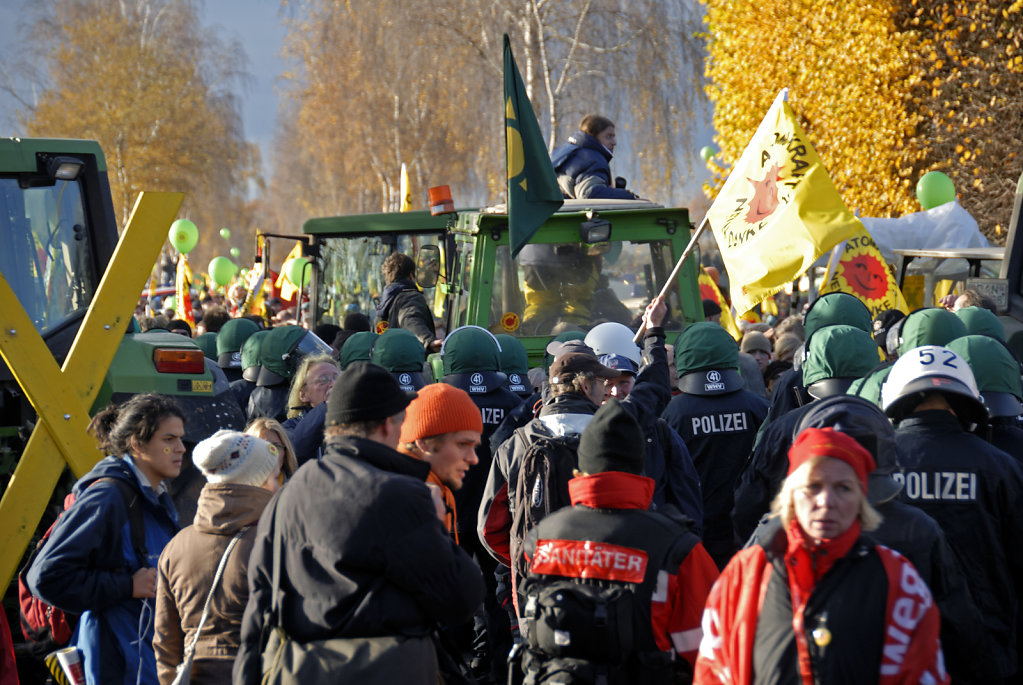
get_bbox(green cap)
[954,306,1004,341]
[675,322,738,375]
[804,292,872,339]
[947,335,1022,398]
[217,317,261,357]
[339,331,377,370]
[372,328,426,372]
[802,325,879,386]
[259,325,307,379]
[442,326,501,375]
[898,308,968,355]
[496,334,529,376]
[240,330,269,372]
[194,332,218,360]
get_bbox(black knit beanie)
[577,399,645,475]
[325,361,416,426]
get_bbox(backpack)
[18,477,147,646]
[510,429,581,587]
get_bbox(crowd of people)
[10,234,1023,685]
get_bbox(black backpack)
[510,429,581,588]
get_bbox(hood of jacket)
[375,279,418,319]
[323,434,432,481]
[551,130,612,167]
[194,482,273,535]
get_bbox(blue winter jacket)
[550,131,636,200]
[27,456,179,685]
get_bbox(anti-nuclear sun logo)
[744,163,782,224]
[837,246,891,303]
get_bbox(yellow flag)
[275,242,304,301]
[400,163,412,212]
[174,254,194,324]
[698,267,742,340]
[706,90,861,315]
[820,227,910,317]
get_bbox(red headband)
[788,427,876,491]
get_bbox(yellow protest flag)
[174,254,194,324]
[820,227,910,317]
[400,163,412,212]
[698,267,742,340]
[706,89,861,315]
[275,241,304,302]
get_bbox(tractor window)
[316,233,442,325]
[0,178,96,334]
[494,239,679,337]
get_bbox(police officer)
[247,326,333,423]
[517,399,718,683]
[372,327,430,392]
[441,325,525,682]
[763,292,872,425]
[229,328,267,411]
[495,334,532,399]
[585,321,703,530]
[947,334,1023,461]
[732,325,879,543]
[660,322,768,569]
[217,317,261,383]
[883,345,1023,682]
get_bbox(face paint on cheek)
[163,447,171,454]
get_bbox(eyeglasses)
[308,374,337,387]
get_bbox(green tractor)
[0,138,245,640]
[302,198,705,375]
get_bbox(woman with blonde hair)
[694,427,947,684]
[284,353,339,421]
[244,417,298,479]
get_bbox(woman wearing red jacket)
[695,427,948,684]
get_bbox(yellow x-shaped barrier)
[0,191,184,589]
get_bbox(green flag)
[504,34,563,257]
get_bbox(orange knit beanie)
[399,383,483,444]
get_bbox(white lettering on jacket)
[690,412,749,436]
[892,471,977,502]
[880,560,934,675]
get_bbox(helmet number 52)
[918,349,958,368]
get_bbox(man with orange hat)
[399,383,484,542]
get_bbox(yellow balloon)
[506,126,524,179]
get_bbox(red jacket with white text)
[694,518,948,685]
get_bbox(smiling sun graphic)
[837,245,890,303]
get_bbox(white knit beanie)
[193,429,280,487]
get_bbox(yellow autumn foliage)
[703,0,1023,242]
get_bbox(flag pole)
[633,215,709,343]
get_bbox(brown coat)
[154,482,273,685]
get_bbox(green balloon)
[169,219,198,254]
[285,257,310,287]
[700,145,716,161]
[916,171,955,209]
[220,227,231,239]
[164,295,176,311]
[208,256,239,286]
[230,247,241,258]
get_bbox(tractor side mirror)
[416,244,441,288]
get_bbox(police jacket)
[991,417,1023,463]
[645,418,703,534]
[28,456,180,685]
[375,279,437,349]
[732,401,813,546]
[694,518,948,685]
[519,471,719,681]
[550,131,635,200]
[234,436,485,685]
[661,386,768,568]
[894,410,1023,679]
[246,384,288,424]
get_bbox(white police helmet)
[881,345,986,426]
[584,322,641,365]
